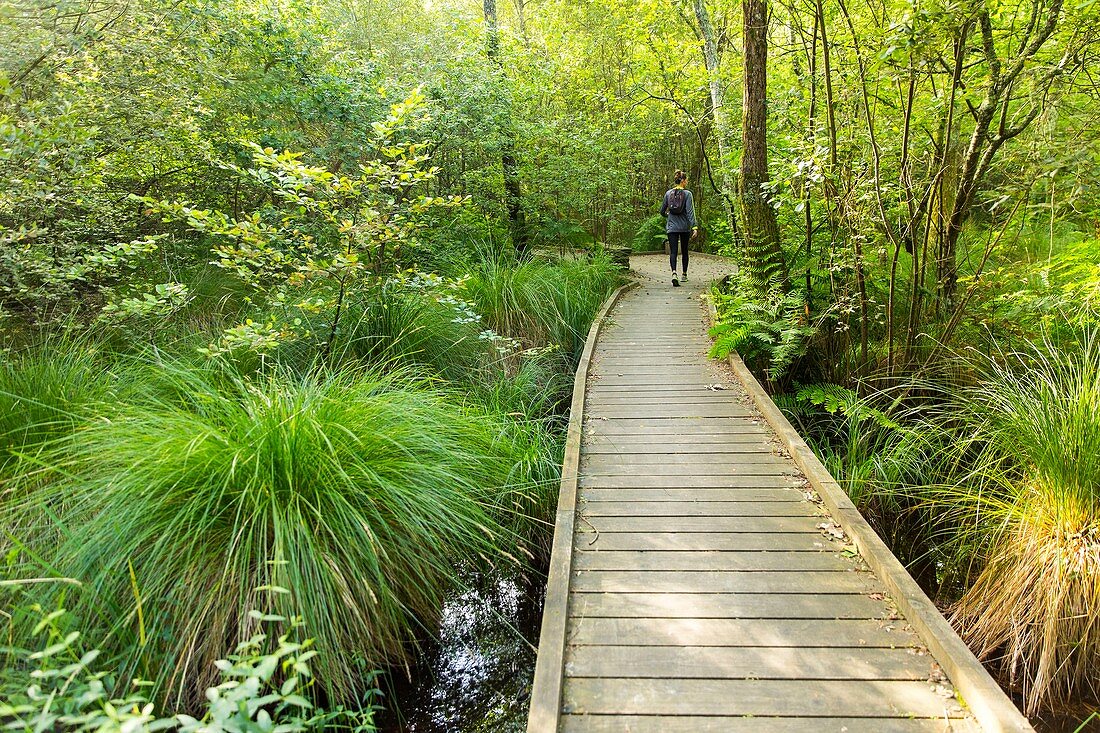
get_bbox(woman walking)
[659,169,698,286]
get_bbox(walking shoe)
[672,273,680,287]
[681,272,688,282]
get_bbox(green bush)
[4,361,538,707]
[630,215,666,253]
[330,278,491,381]
[0,604,378,730]
[708,275,816,387]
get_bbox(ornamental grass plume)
[6,359,536,710]
[945,333,1100,714]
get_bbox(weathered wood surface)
[529,255,1026,732]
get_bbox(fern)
[794,383,899,430]
[709,278,815,381]
[708,322,750,359]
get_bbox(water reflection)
[377,572,544,732]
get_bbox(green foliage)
[0,605,377,732]
[790,384,899,431]
[907,332,1100,713]
[328,274,493,381]
[141,90,464,358]
[629,216,666,253]
[0,335,113,477]
[4,360,545,706]
[462,247,622,361]
[708,277,815,384]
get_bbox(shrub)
[327,277,491,381]
[0,603,378,731]
[630,215,666,253]
[5,361,535,708]
[709,276,815,387]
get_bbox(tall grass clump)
[934,333,1100,714]
[6,360,531,709]
[470,351,571,550]
[463,247,620,360]
[331,281,489,380]
[0,336,113,478]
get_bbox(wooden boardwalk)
[528,255,1031,733]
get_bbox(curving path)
[528,254,1031,733]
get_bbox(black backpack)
[668,188,687,215]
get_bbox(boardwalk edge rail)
[722,346,1034,733]
[528,283,633,733]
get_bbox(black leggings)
[668,231,690,273]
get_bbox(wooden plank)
[568,591,883,618]
[584,445,777,456]
[571,570,880,594]
[586,384,732,392]
[585,444,783,457]
[567,616,921,648]
[577,515,820,533]
[563,678,966,718]
[584,418,772,433]
[575,531,835,552]
[586,405,755,419]
[560,715,978,733]
[579,501,816,518]
[585,395,737,405]
[564,645,935,680]
[582,458,789,473]
[572,550,854,572]
[579,487,806,502]
[583,432,771,443]
[579,475,802,489]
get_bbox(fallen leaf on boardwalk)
[928,663,946,684]
[803,491,823,504]
[706,383,726,391]
[868,592,886,601]
[817,521,847,540]
[932,684,955,698]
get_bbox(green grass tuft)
[6,360,537,709]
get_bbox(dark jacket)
[660,188,698,233]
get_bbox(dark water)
[1034,707,1100,732]
[376,572,544,733]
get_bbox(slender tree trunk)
[692,0,742,245]
[817,0,838,183]
[804,5,819,316]
[938,1,1063,304]
[484,0,529,253]
[741,0,788,288]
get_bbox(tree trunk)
[691,0,742,245]
[740,0,788,288]
[484,0,530,253]
[937,1,1064,304]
